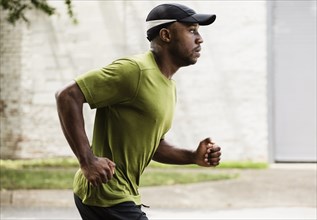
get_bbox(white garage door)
[269,0,316,162]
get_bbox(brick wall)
[0,12,23,158]
[0,1,268,161]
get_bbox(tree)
[0,0,77,25]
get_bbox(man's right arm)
[55,81,115,186]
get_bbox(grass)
[0,157,79,169]
[0,158,267,190]
[148,161,268,169]
[1,168,76,190]
[140,171,238,187]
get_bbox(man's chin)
[190,58,198,65]
[180,58,199,67]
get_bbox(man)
[56,3,221,220]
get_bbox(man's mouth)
[194,47,201,57]
[194,47,201,53]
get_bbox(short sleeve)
[75,59,141,109]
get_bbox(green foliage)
[0,0,77,25]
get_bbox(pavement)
[1,163,316,220]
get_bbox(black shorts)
[74,194,148,220]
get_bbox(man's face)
[168,22,204,66]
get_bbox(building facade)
[0,1,315,162]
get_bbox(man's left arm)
[152,138,221,167]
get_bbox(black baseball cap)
[146,3,216,41]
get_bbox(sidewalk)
[1,163,316,219]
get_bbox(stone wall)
[0,1,268,161]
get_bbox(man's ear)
[159,28,171,43]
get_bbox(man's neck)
[151,49,180,79]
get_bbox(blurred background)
[0,0,316,163]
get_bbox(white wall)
[1,1,268,161]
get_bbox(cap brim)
[179,14,216,25]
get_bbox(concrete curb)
[1,189,74,207]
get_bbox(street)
[1,206,316,220]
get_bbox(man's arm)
[55,81,115,186]
[153,138,221,167]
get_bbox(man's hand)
[80,157,116,187]
[195,137,221,167]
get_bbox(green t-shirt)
[74,51,176,207]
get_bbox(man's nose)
[196,33,204,44]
